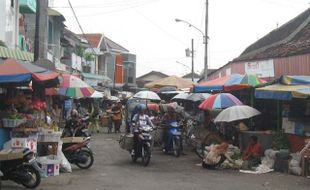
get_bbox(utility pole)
[204,0,209,81]
[191,39,194,82]
[33,0,40,62]
[34,0,48,61]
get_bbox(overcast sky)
[52,0,309,77]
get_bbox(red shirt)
[243,143,263,160]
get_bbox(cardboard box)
[37,156,60,177]
[11,138,37,153]
[38,131,61,142]
[0,149,24,161]
[61,137,85,144]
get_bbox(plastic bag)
[290,166,302,176]
[57,141,72,173]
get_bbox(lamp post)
[175,6,209,81]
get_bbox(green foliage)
[272,131,290,150]
[0,40,7,47]
[84,52,95,61]
[76,46,85,57]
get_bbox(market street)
[2,131,309,190]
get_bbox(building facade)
[208,8,310,82]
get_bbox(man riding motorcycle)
[131,104,154,156]
[63,109,88,137]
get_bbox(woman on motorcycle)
[131,104,154,155]
[161,105,178,152]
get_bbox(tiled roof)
[137,71,169,80]
[78,33,103,48]
[235,8,310,62]
[104,37,129,53]
[182,72,200,78]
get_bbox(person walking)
[111,102,123,133]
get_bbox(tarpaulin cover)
[194,74,266,93]
[255,75,310,100]
[0,58,59,85]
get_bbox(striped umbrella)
[58,74,95,98]
[225,74,266,91]
[199,93,243,110]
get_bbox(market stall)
[0,58,62,177]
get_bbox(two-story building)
[0,0,35,61]
[80,33,136,88]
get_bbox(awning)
[0,59,59,85]
[0,46,33,61]
[81,72,111,81]
[255,84,310,100]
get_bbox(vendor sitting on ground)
[242,135,263,169]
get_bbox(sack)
[119,134,134,150]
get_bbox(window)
[11,0,14,8]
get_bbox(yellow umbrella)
[144,75,195,89]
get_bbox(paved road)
[2,131,309,190]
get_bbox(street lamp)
[175,17,208,81]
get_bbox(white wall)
[0,0,19,49]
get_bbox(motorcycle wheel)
[141,146,151,167]
[20,165,41,189]
[131,154,137,163]
[75,150,94,169]
[173,138,181,157]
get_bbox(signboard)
[64,99,73,111]
[245,59,274,78]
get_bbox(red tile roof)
[78,33,102,48]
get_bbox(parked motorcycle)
[0,149,41,189]
[62,116,90,138]
[62,137,94,169]
[162,121,182,157]
[131,125,155,166]
[0,168,3,189]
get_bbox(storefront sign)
[245,59,274,78]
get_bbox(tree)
[0,40,7,47]
[84,52,95,62]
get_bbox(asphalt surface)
[2,128,309,190]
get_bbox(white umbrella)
[171,92,189,100]
[133,91,161,101]
[91,91,104,98]
[214,105,261,123]
[186,93,210,102]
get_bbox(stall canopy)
[144,75,194,89]
[194,74,266,93]
[0,58,59,85]
[255,75,310,100]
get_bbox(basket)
[119,134,134,150]
[2,118,26,128]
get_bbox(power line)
[53,0,158,9]
[133,8,188,47]
[67,0,96,55]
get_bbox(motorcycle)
[131,125,154,167]
[62,116,90,138]
[62,136,94,169]
[162,121,182,157]
[0,148,41,189]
